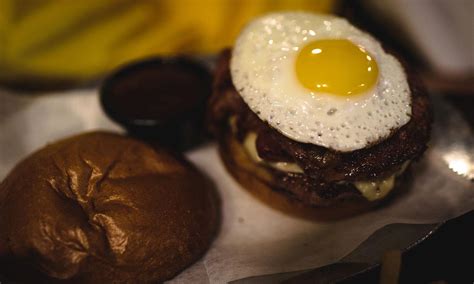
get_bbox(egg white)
[231,12,411,152]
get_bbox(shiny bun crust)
[0,132,219,283]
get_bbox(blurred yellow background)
[0,0,336,84]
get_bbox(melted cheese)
[354,178,395,201]
[354,161,410,201]
[243,132,304,173]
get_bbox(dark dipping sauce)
[100,57,212,150]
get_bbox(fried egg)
[230,12,411,152]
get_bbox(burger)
[208,12,431,219]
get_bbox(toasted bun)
[0,132,219,283]
[217,130,410,221]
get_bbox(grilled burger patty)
[208,49,431,206]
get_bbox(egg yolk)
[295,39,379,96]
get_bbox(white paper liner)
[0,89,472,284]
